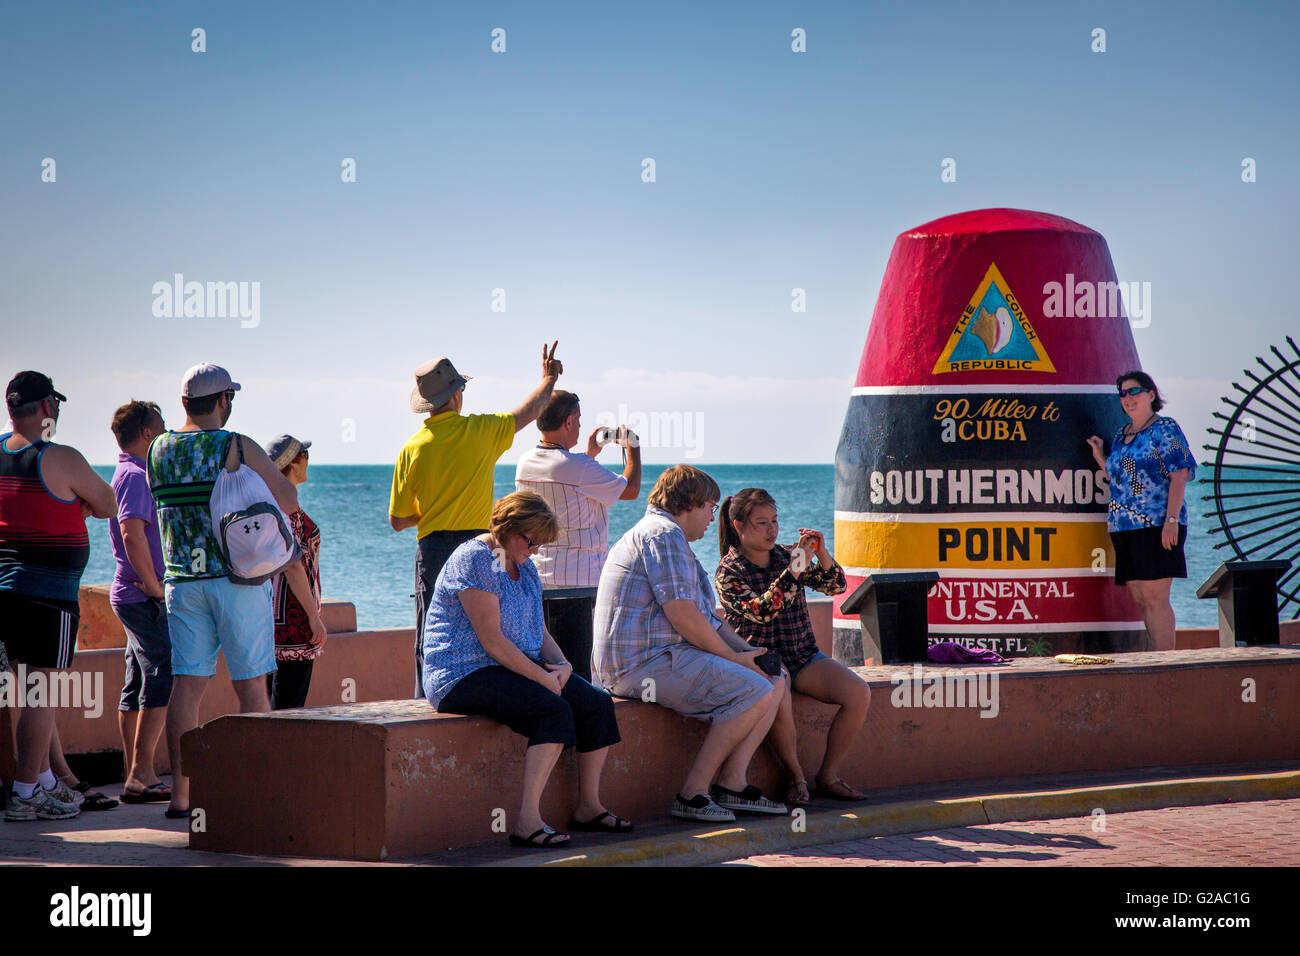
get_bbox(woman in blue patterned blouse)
[422,491,630,848]
[1087,372,1197,651]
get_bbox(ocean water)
[79,462,1273,630]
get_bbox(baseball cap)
[264,434,311,470]
[181,363,242,398]
[6,371,67,409]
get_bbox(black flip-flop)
[569,810,634,833]
[121,782,172,804]
[508,826,570,848]
[164,808,191,820]
[68,783,119,811]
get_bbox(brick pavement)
[722,798,1300,866]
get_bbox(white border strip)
[835,510,1107,524]
[831,620,1145,634]
[850,384,1120,395]
[841,566,1110,579]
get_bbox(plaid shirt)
[592,504,722,688]
[715,544,846,673]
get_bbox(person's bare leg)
[118,709,138,781]
[164,675,207,812]
[1142,578,1176,650]
[48,724,74,780]
[126,707,167,791]
[232,674,271,714]
[516,742,564,839]
[680,691,772,798]
[765,676,805,787]
[14,672,58,784]
[793,658,870,784]
[574,747,610,822]
[715,684,781,792]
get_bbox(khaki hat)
[411,357,470,413]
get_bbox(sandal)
[508,826,571,848]
[164,808,191,820]
[569,810,634,833]
[814,776,866,801]
[786,778,811,807]
[121,782,172,804]
[64,781,119,811]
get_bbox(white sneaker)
[5,784,81,821]
[50,780,85,808]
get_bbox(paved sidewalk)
[3,762,1297,866]
[722,798,1300,866]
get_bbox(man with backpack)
[148,363,312,819]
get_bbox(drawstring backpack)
[210,435,301,585]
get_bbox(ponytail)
[718,495,739,555]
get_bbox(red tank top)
[0,432,89,602]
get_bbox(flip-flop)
[508,826,570,848]
[814,776,867,802]
[164,808,191,820]
[121,782,172,804]
[569,810,634,833]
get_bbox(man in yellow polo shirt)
[390,343,563,694]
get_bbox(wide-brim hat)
[411,357,471,413]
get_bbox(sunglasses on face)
[1118,387,1149,397]
[523,534,535,549]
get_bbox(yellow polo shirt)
[389,412,516,537]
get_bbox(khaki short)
[609,644,776,725]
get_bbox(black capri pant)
[438,665,621,752]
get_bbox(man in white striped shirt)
[515,391,641,680]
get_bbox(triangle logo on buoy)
[932,263,1056,374]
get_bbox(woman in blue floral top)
[1088,371,1197,651]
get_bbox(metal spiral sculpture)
[1203,336,1300,620]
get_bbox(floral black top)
[715,543,846,674]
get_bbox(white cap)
[181,363,241,398]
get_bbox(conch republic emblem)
[833,208,1145,659]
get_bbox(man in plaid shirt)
[593,465,786,823]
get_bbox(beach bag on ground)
[210,435,301,585]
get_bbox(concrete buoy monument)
[834,208,1145,658]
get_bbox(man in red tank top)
[1,371,117,821]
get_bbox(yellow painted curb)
[491,769,1300,867]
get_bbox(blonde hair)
[648,465,721,516]
[490,490,559,546]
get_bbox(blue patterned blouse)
[1105,416,1198,533]
[422,538,545,707]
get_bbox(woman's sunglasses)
[1118,386,1149,397]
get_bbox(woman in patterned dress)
[1088,372,1197,651]
[715,489,871,805]
[265,435,327,709]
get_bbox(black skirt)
[1110,525,1188,585]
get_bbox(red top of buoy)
[855,208,1140,388]
[906,207,1098,237]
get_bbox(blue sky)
[2,0,1296,463]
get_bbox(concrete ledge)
[75,583,357,651]
[182,646,1300,860]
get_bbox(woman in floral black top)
[715,489,870,804]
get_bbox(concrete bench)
[183,645,1300,860]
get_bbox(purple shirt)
[109,451,165,605]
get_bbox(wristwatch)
[1164,516,1179,525]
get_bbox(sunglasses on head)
[1118,386,1148,397]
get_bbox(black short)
[0,592,80,668]
[1110,525,1187,585]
